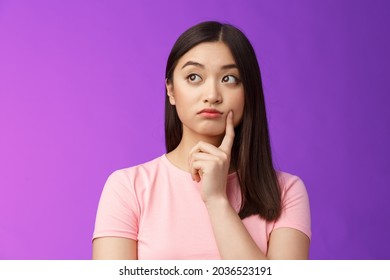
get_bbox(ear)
[166,79,176,105]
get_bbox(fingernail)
[229,111,233,118]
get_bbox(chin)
[197,128,225,137]
[183,123,225,138]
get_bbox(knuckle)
[217,157,225,167]
[221,152,228,161]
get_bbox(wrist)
[204,195,230,211]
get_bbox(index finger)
[219,111,235,153]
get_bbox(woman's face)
[166,41,245,139]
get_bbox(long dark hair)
[165,21,281,221]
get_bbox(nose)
[202,80,222,104]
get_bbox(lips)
[198,108,223,114]
[197,108,223,119]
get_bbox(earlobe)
[166,79,176,105]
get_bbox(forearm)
[205,197,268,260]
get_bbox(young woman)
[92,21,311,260]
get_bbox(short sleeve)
[272,173,311,239]
[92,170,139,241]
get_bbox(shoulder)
[93,157,169,243]
[273,170,311,239]
[108,155,166,182]
[276,171,309,198]
[102,155,166,195]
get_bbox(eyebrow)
[181,61,238,70]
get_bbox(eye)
[222,75,240,84]
[187,74,202,83]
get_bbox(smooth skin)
[92,42,310,259]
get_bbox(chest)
[133,174,268,259]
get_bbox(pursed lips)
[197,108,224,119]
[198,108,223,114]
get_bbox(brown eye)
[222,75,239,84]
[187,74,202,83]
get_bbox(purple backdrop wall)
[1,0,389,259]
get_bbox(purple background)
[1,0,389,260]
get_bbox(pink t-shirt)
[93,155,311,259]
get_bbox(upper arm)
[266,174,311,259]
[266,227,310,259]
[92,170,139,260]
[92,237,137,260]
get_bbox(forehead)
[176,41,236,68]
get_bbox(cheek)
[170,85,197,119]
[173,93,194,109]
[172,83,199,106]
[233,110,244,127]
[231,93,245,125]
